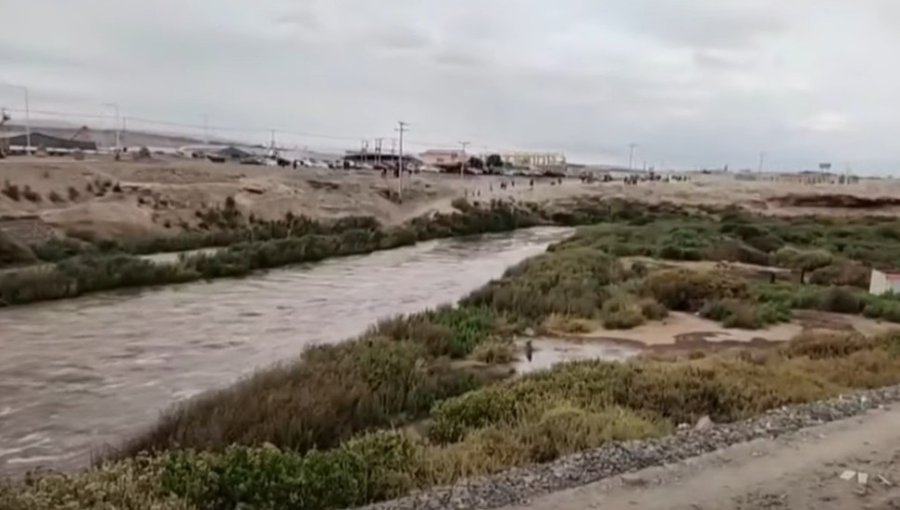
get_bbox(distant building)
[870,269,900,295]
[420,149,466,168]
[0,131,97,152]
[501,152,566,169]
[342,151,421,168]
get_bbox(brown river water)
[0,227,571,476]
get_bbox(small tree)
[775,247,833,284]
[485,154,504,169]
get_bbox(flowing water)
[0,227,571,475]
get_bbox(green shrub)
[431,307,497,358]
[809,262,871,288]
[471,341,516,364]
[639,298,669,321]
[0,456,189,510]
[123,338,482,457]
[463,248,623,320]
[0,231,37,268]
[161,445,366,510]
[601,295,646,330]
[429,388,522,443]
[643,269,748,311]
[821,286,864,314]
[781,332,875,360]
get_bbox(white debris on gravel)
[356,385,900,510]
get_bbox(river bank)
[0,227,571,475]
[6,205,900,509]
[0,195,690,307]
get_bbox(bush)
[0,456,189,510]
[123,338,483,457]
[643,269,748,311]
[700,298,790,329]
[471,341,516,364]
[543,314,594,333]
[639,298,669,321]
[48,190,65,204]
[22,185,42,203]
[781,332,875,360]
[601,295,646,330]
[67,186,81,201]
[0,231,37,268]
[809,262,871,288]
[775,247,833,282]
[451,197,475,213]
[463,248,623,320]
[700,299,764,329]
[431,307,497,358]
[821,286,864,314]
[2,180,21,201]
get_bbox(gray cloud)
[1,0,899,172]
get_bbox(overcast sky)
[2,0,900,172]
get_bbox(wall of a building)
[869,270,900,295]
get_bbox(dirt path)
[500,406,900,510]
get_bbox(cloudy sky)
[1,0,899,172]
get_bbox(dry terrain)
[501,405,900,510]
[2,154,900,242]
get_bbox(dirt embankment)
[0,157,462,241]
[4,155,900,245]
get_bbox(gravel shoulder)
[360,386,900,510]
[504,403,900,510]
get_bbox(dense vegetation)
[9,201,900,509]
[0,198,550,306]
[0,197,697,306]
[0,230,37,267]
[5,329,900,510]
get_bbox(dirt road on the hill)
[502,407,900,510]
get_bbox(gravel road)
[360,386,900,510]
[504,403,900,510]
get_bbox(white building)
[869,269,900,295]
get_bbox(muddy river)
[0,228,572,475]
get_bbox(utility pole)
[628,143,638,170]
[396,121,409,200]
[104,103,120,153]
[758,151,767,173]
[23,87,30,153]
[374,137,384,167]
[459,141,470,180]
[269,130,277,159]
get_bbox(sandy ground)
[543,310,896,350]
[500,405,900,510]
[3,154,900,241]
